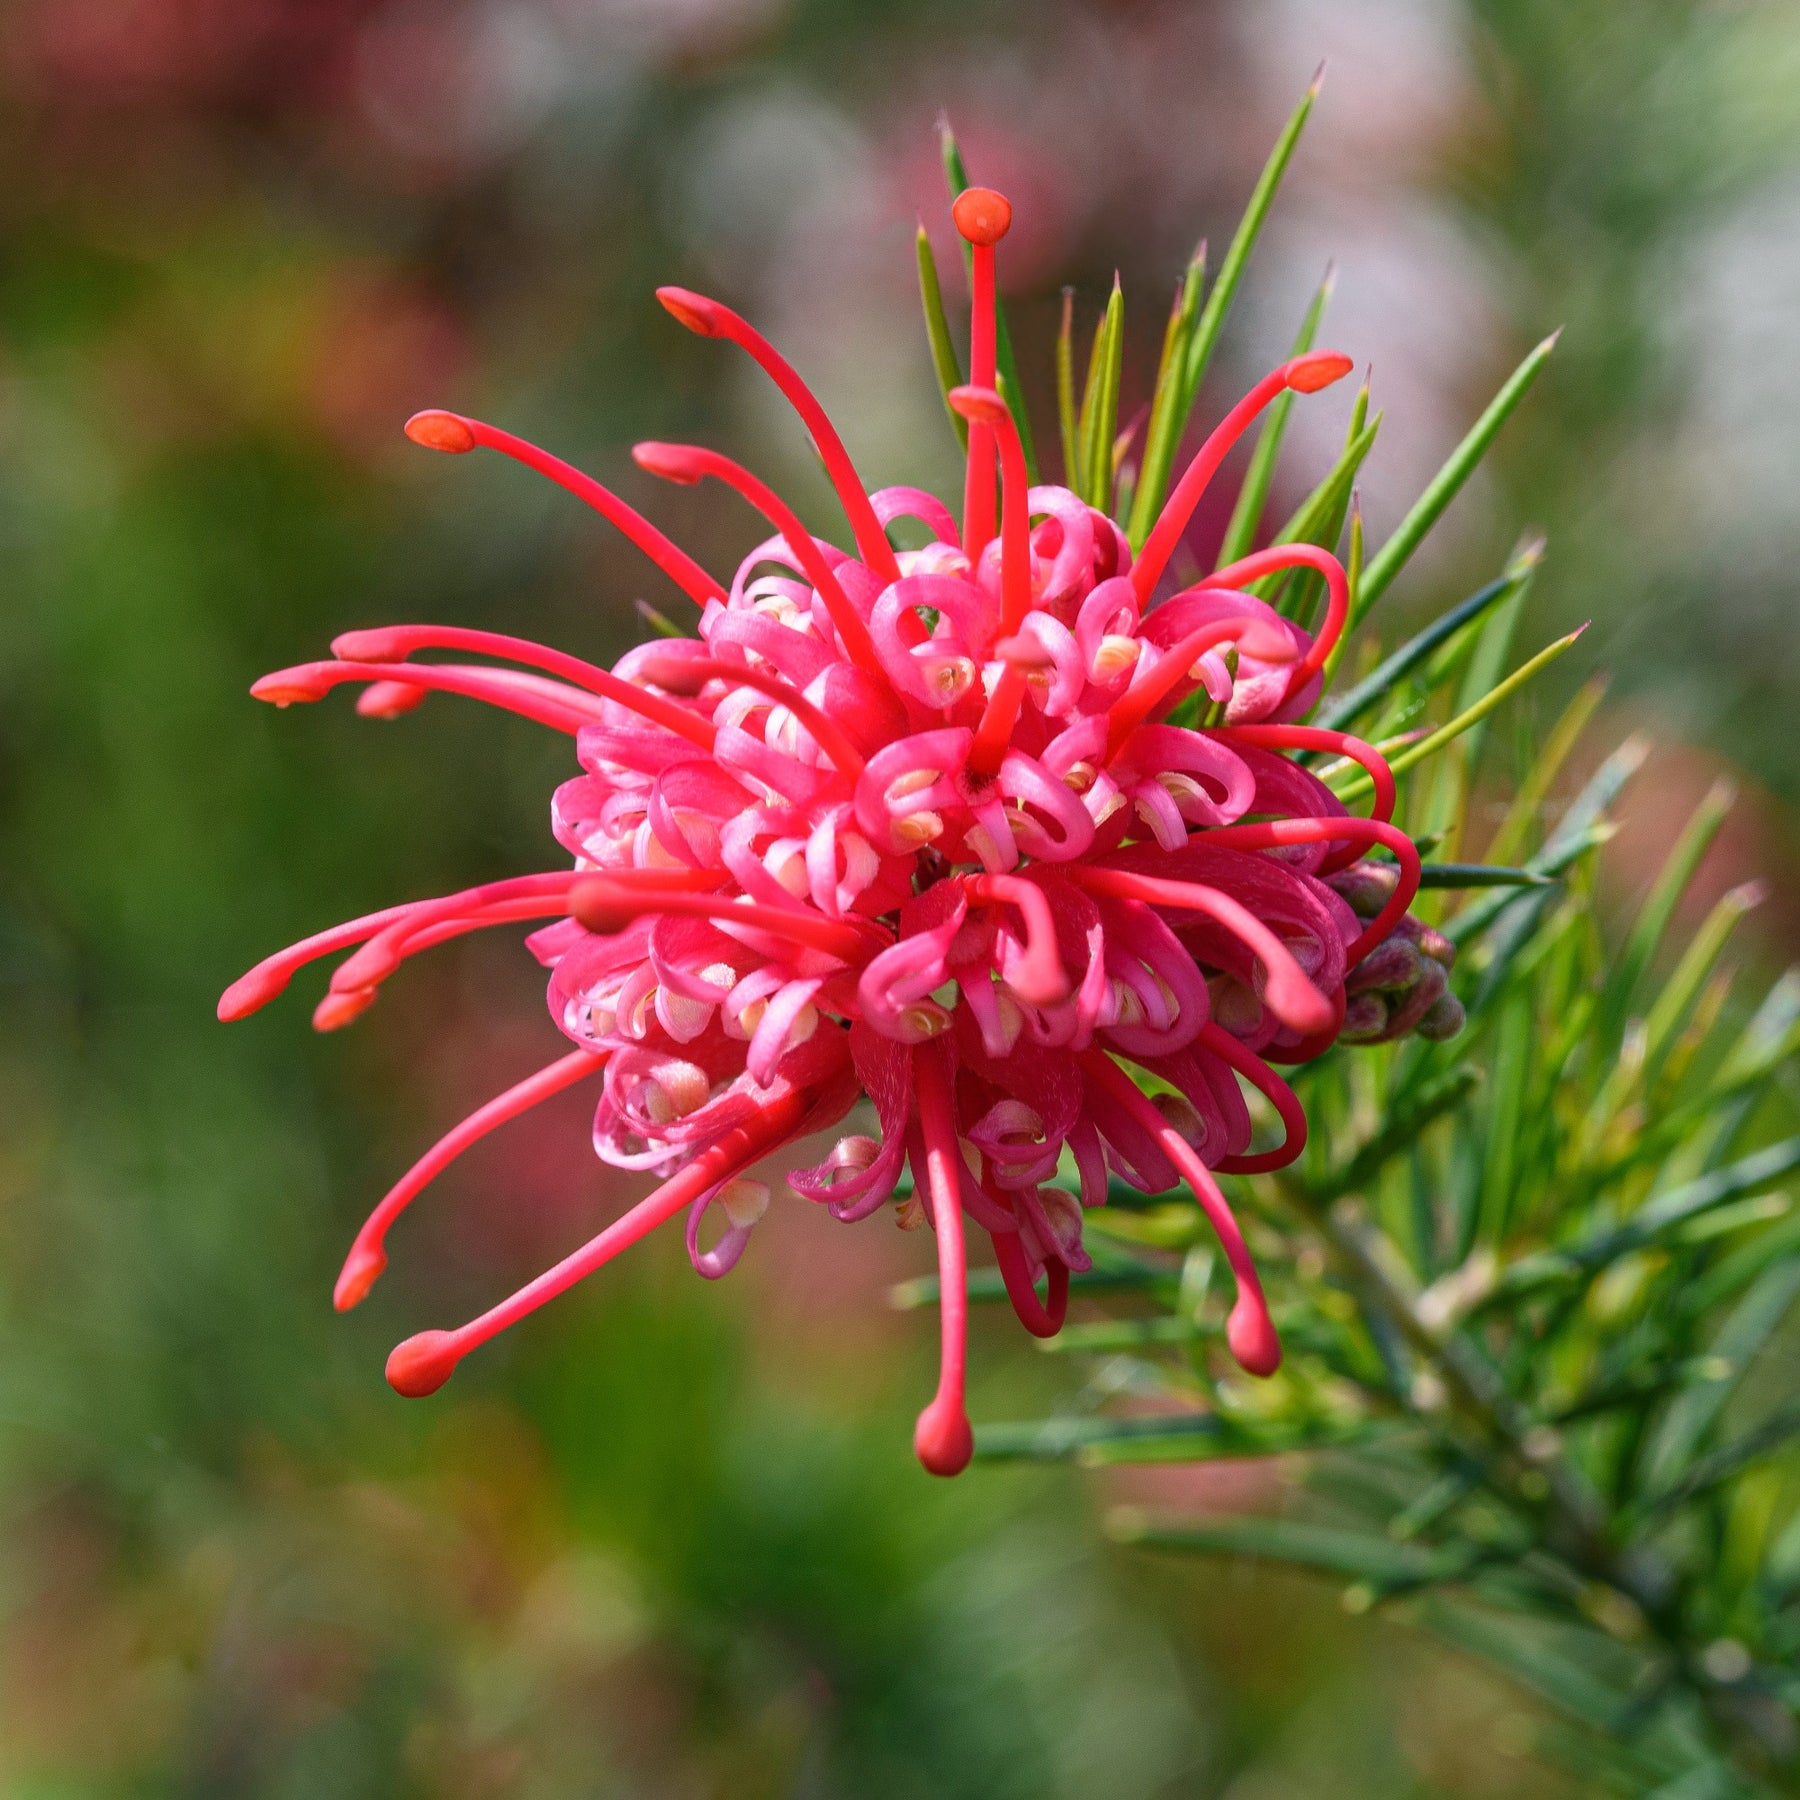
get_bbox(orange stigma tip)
[386,1329,462,1397]
[218,971,283,1021]
[655,287,721,337]
[570,879,643,936]
[404,410,477,454]
[914,1398,974,1476]
[356,681,428,719]
[946,384,1009,428]
[1285,350,1355,394]
[313,987,377,1032]
[251,668,330,705]
[333,1243,387,1312]
[1227,1299,1283,1377]
[332,628,405,662]
[951,187,1011,247]
[631,442,701,484]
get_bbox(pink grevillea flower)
[224,182,1450,1476]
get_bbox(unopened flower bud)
[1419,927,1457,970]
[1340,992,1390,1041]
[1328,860,1400,919]
[1347,935,1422,994]
[1416,991,1467,1041]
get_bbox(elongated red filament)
[952,189,1009,560]
[990,1225,1069,1338]
[254,660,625,739]
[1065,864,1334,1035]
[571,878,878,963]
[948,385,1030,634]
[950,380,1036,777]
[220,900,428,1020]
[335,1048,608,1312]
[386,1087,809,1398]
[911,1046,973,1475]
[964,872,1068,1005]
[632,651,866,784]
[1198,1022,1308,1174]
[331,881,583,993]
[330,625,719,749]
[1131,351,1353,603]
[1207,544,1350,690]
[404,410,722,606]
[1195,816,1420,963]
[654,289,901,583]
[1080,1050,1280,1375]
[630,444,883,678]
[1105,613,1291,758]
[1213,723,1394,822]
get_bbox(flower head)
[225,179,1454,1475]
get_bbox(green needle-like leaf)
[1315,546,1541,733]
[1639,1260,1800,1500]
[973,1412,1220,1463]
[1417,864,1559,889]
[1082,276,1125,509]
[1642,881,1765,1068]
[1217,264,1334,567]
[1354,330,1560,624]
[1599,780,1736,1049]
[1109,1509,1468,1586]
[1260,403,1379,567]
[1127,242,1206,547]
[1331,623,1586,804]
[1056,287,1078,487]
[915,223,967,452]
[1178,70,1322,425]
[1481,1135,1800,1309]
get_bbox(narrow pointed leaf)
[973,1412,1219,1463]
[1128,242,1206,546]
[1085,276,1125,509]
[1483,669,1605,869]
[1354,330,1559,623]
[1643,882,1765,1067]
[1418,864,1558,889]
[1636,1396,1800,1525]
[1301,1065,1480,1204]
[915,223,967,451]
[1445,736,1646,945]
[1314,547,1540,732]
[634,600,690,639]
[1331,623,1585,805]
[1640,1260,1800,1499]
[1110,1509,1467,1585]
[1056,286,1078,486]
[1482,1135,1800,1307]
[1599,780,1735,1047]
[1217,265,1334,567]
[1178,70,1321,420]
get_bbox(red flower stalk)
[224,183,1457,1475]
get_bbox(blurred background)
[3,0,1800,1792]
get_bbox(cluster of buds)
[223,180,1460,1475]
[1329,861,1465,1043]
